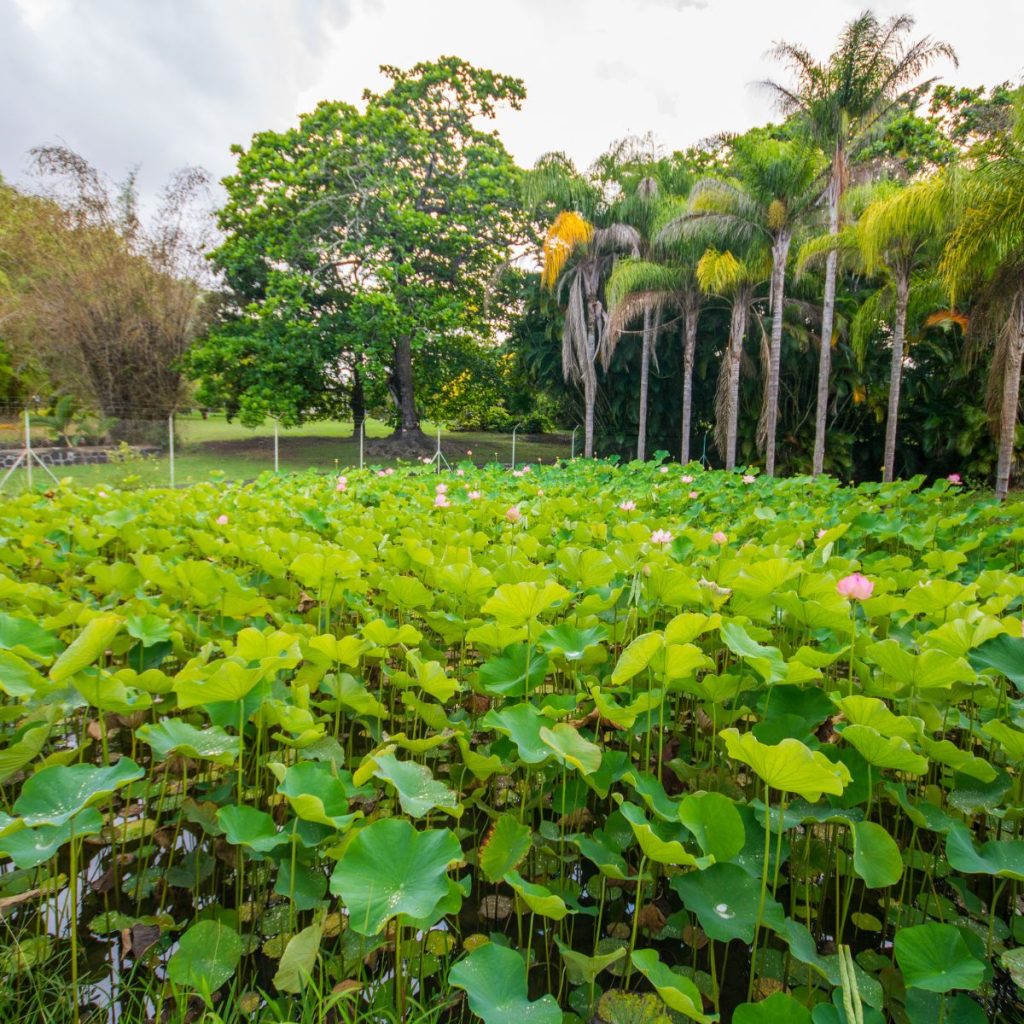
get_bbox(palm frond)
[541,211,594,290]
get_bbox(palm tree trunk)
[584,321,597,458]
[725,298,748,472]
[765,231,791,477]
[995,295,1024,500]
[812,162,842,477]
[680,303,699,464]
[637,306,653,461]
[882,274,910,483]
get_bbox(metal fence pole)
[24,410,32,491]
[359,420,364,470]
[168,413,175,488]
[511,423,521,471]
[273,417,279,473]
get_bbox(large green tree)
[764,11,956,476]
[193,57,527,441]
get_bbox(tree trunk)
[390,335,423,438]
[637,306,653,461]
[680,303,699,464]
[725,298,747,472]
[882,274,910,484]
[351,363,366,432]
[995,295,1024,501]
[765,231,791,477]
[583,318,597,458]
[813,160,842,477]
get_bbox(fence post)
[24,410,32,492]
[273,417,279,473]
[359,420,364,470]
[168,413,175,488]
[511,423,521,471]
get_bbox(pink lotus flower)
[216,514,229,525]
[336,482,347,492]
[98,490,108,498]
[434,494,450,508]
[742,474,755,484]
[523,464,532,473]
[681,474,694,484]
[385,467,395,476]
[689,490,699,500]
[456,468,465,477]
[377,470,388,477]
[337,475,347,485]
[468,490,481,500]
[659,466,669,474]
[537,488,544,496]
[421,457,432,464]
[505,505,522,523]
[817,528,827,539]
[512,469,524,478]
[947,473,962,485]
[466,450,473,456]
[713,531,728,545]
[650,529,673,545]
[619,500,636,511]
[435,482,448,494]
[837,573,874,601]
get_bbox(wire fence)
[0,404,580,492]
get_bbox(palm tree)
[526,154,640,458]
[663,135,821,475]
[606,202,710,464]
[799,179,946,482]
[696,246,770,470]
[763,11,956,476]
[941,96,1024,500]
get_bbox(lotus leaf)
[720,728,851,801]
[449,942,561,1024]
[13,758,143,826]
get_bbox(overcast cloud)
[1,0,1020,201]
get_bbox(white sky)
[1,0,1020,201]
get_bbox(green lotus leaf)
[481,703,549,764]
[671,862,786,943]
[968,633,1024,690]
[479,813,532,883]
[837,695,922,741]
[166,919,243,998]
[276,761,361,830]
[734,993,811,1024]
[720,728,851,801]
[596,991,671,1024]
[558,547,616,589]
[449,942,561,1024]
[174,659,264,710]
[571,831,633,880]
[591,686,664,730]
[504,869,570,920]
[983,720,1024,761]
[0,612,59,662]
[50,614,121,683]
[126,614,173,647]
[481,581,569,628]
[1000,947,1024,989]
[217,805,285,853]
[383,574,434,611]
[0,650,48,698]
[679,792,745,863]
[274,855,328,911]
[370,752,461,818]
[840,724,929,775]
[624,770,680,821]
[554,935,626,985]
[273,920,322,994]
[539,723,601,775]
[865,640,975,690]
[405,650,459,702]
[945,823,1024,881]
[618,800,705,867]
[136,719,240,765]
[921,737,996,782]
[0,721,52,785]
[629,949,715,1023]
[0,807,103,869]
[851,820,903,888]
[73,669,153,714]
[537,623,607,661]
[611,632,663,685]
[720,621,786,683]
[478,644,549,697]
[894,923,985,993]
[329,818,461,934]
[13,758,144,827]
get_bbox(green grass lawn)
[0,414,572,493]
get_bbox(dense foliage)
[2,462,1024,1022]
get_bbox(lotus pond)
[1,460,1023,1024]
